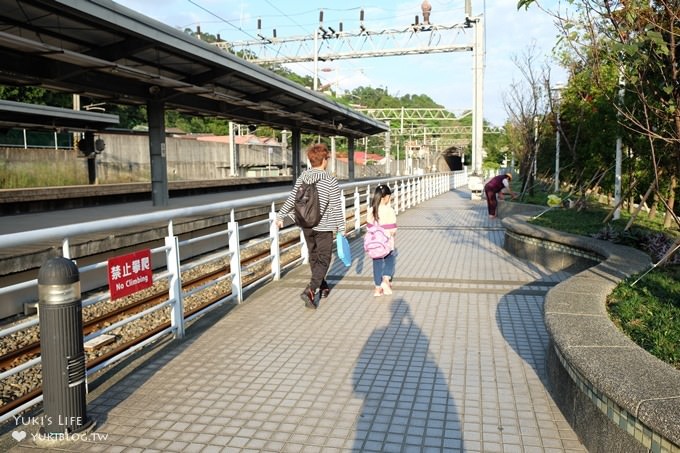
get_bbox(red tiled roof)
[335,151,384,165]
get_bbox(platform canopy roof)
[0,100,119,131]
[0,0,388,138]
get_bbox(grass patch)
[0,163,87,188]
[607,266,680,369]
[520,196,680,370]
[530,205,626,236]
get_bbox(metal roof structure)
[0,0,388,138]
[0,100,119,131]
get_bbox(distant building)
[335,151,385,165]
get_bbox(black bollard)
[38,257,93,437]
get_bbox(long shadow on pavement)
[352,298,463,451]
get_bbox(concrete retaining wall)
[500,206,679,453]
[0,135,400,183]
[96,133,294,180]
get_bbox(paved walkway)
[9,190,587,452]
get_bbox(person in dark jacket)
[484,173,516,218]
[276,143,345,309]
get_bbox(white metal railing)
[0,170,468,423]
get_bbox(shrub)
[607,266,680,369]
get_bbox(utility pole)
[533,116,539,184]
[552,83,565,193]
[281,130,289,173]
[229,121,237,177]
[614,68,625,220]
[313,11,320,91]
[72,94,80,150]
[330,136,336,175]
[469,4,484,176]
[384,120,391,175]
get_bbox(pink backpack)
[363,223,392,259]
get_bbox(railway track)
[0,234,303,418]
[0,266,228,371]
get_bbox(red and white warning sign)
[107,249,152,300]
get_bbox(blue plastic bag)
[336,233,351,267]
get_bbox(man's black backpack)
[294,182,321,228]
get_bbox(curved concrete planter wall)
[500,208,679,453]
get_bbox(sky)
[113,0,566,127]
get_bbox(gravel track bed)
[0,232,302,411]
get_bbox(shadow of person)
[495,278,574,385]
[352,298,463,451]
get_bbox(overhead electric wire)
[186,0,260,41]
[183,0,469,96]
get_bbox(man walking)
[276,143,345,309]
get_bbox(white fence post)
[299,229,309,264]
[398,180,403,209]
[228,210,243,303]
[62,238,71,259]
[164,221,184,339]
[340,189,347,234]
[412,178,417,207]
[269,204,281,280]
[353,187,361,234]
[411,178,416,206]
[365,185,372,218]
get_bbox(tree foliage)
[0,86,71,107]
[516,0,679,229]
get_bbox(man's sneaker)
[300,287,317,309]
[320,281,330,298]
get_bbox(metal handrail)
[0,170,468,424]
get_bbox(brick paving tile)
[7,191,586,452]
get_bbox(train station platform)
[5,189,586,452]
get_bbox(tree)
[518,0,679,229]
[550,58,622,196]
[266,64,315,90]
[482,127,510,170]
[502,43,553,197]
